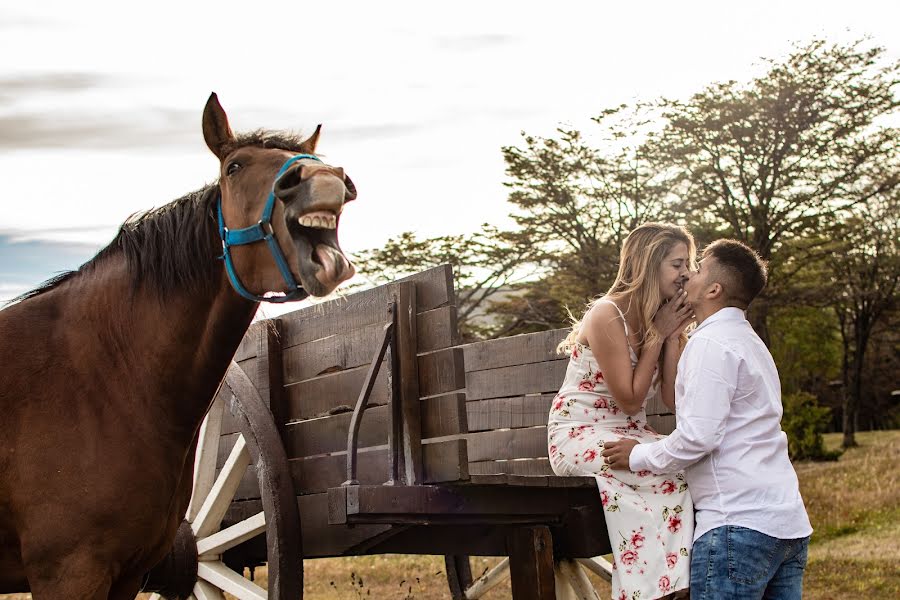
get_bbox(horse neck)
[67,256,257,430]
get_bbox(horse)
[0,93,357,598]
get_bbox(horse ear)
[300,124,322,154]
[202,92,235,160]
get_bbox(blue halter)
[217,154,321,303]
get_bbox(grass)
[3,430,897,599]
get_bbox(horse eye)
[226,161,242,176]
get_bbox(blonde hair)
[558,222,696,354]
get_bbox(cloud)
[0,233,102,300]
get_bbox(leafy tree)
[649,39,900,343]
[352,225,528,340]
[826,196,900,448]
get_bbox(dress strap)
[597,299,630,336]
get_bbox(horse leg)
[23,547,114,600]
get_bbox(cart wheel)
[444,555,610,599]
[150,362,302,600]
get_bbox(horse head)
[202,93,356,300]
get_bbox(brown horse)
[0,93,356,598]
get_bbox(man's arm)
[628,337,737,474]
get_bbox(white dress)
[547,300,693,600]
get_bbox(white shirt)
[630,307,812,541]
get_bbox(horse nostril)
[274,166,304,198]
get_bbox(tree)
[496,108,676,333]
[826,196,900,448]
[352,225,528,340]
[649,39,900,343]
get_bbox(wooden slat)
[282,394,468,460]
[421,393,467,439]
[282,406,387,459]
[466,426,549,462]
[277,265,454,348]
[465,360,567,402]
[466,394,554,432]
[233,321,265,362]
[283,363,390,421]
[289,439,468,495]
[418,347,466,398]
[394,281,422,484]
[643,389,667,416]
[416,305,459,353]
[463,328,568,372]
[648,413,676,435]
[469,457,555,477]
[282,320,391,385]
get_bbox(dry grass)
[3,431,897,599]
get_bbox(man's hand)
[602,438,640,470]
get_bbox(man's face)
[683,255,717,307]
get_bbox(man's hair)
[702,239,768,308]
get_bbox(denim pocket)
[726,525,777,585]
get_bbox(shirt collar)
[689,306,746,337]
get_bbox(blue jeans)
[690,525,809,600]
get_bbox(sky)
[1,0,897,313]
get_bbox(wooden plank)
[643,388,668,416]
[466,426,549,462]
[283,406,390,460]
[394,281,422,484]
[418,347,466,398]
[233,321,264,362]
[416,305,459,353]
[466,394,554,432]
[421,393,467,438]
[224,497,396,559]
[277,265,454,348]
[507,527,556,600]
[282,319,391,385]
[280,393,467,460]
[264,319,288,440]
[648,413,676,435]
[282,363,391,422]
[289,439,468,495]
[465,360,567,402]
[463,328,569,372]
[469,457,556,477]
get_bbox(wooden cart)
[144,265,675,600]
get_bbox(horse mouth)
[289,210,354,296]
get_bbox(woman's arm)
[660,337,682,412]
[584,302,665,416]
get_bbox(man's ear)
[706,282,725,301]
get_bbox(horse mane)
[9,130,312,306]
[10,185,221,304]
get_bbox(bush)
[782,392,842,461]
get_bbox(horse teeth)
[297,214,337,230]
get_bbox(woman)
[548,223,696,600]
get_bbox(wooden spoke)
[464,557,510,599]
[191,434,250,538]
[197,511,266,558]
[557,559,601,600]
[197,561,267,600]
[575,556,613,583]
[188,394,226,522]
[193,578,226,600]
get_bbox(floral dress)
[547,301,693,600]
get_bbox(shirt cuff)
[629,442,651,472]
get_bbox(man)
[603,239,812,600]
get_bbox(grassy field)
[2,430,897,599]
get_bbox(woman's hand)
[653,290,693,339]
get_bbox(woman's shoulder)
[584,297,625,328]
